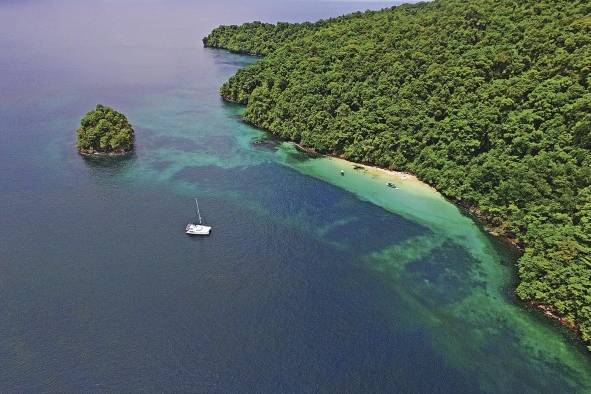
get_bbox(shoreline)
[253,125,585,348]
[78,149,134,157]
[293,142,523,250]
[294,142,587,346]
[294,143,437,192]
[299,147,583,338]
[204,43,263,58]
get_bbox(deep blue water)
[1,1,591,392]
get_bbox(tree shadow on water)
[80,152,136,175]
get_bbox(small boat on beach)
[186,198,211,235]
[387,182,398,189]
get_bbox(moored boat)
[186,198,212,235]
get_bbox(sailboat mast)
[195,198,202,225]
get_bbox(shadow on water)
[80,152,136,173]
[207,48,259,68]
[251,135,282,151]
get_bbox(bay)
[1,0,590,392]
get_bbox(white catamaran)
[186,198,212,235]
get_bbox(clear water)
[1,1,590,392]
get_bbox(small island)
[76,104,135,155]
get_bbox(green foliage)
[205,0,591,346]
[203,21,317,56]
[76,104,135,154]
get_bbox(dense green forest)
[204,0,591,348]
[76,104,135,154]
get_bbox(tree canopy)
[76,104,135,154]
[205,0,591,348]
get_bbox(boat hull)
[185,224,212,235]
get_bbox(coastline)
[256,126,585,348]
[295,141,587,346]
[202,0,591,355]
[78,149,133,157]
[294,143,439,195]
[213,42,586,347]
[293,145,584,337]
[293,142,522,250]
[204,43,263,58]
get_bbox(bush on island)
[76,104,134,155]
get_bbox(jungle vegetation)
[204,0,591,348]
[76,104,135,154]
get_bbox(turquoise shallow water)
[1,1,591,392]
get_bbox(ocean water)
[1,0,591,392]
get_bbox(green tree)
[204,0,591,348]
[76,104,135,154]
